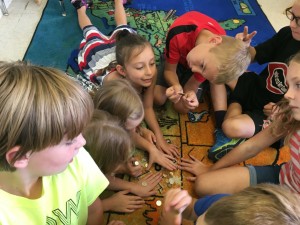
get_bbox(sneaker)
[208,129,246,162]
[71,0,93,9]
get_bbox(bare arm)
[87,198,104,225]
[210,127,282,171]
[143,76,179,157]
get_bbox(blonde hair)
[210,36,251,84]
[204,184,300,225]
[83,110,132,174]
[93,79,144,126]
[270,51,300,144]
[0,61,93,171]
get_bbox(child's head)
[198,184,300,225]
[93,79,144,131]
[286,1,300,41]
[187,35,251,84]
[115,31,156,89]
[83,109,132,174]
[271,51,300,142]
[0,61,93,172]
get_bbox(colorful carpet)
[23,1,291,224]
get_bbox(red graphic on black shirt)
[266,63,288,95]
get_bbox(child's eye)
[296,83,300,89]
[66,139,76,146]
[136,67,143,70]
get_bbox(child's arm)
[106,172,162,197]
[160,189,195,225]
[143,76,180,157]
[179,127,283,176]
[131,130,177,171]
[87,198,105,225]
[102,190,144,213]
[165,67,200,113]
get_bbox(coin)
[156,200,162,206]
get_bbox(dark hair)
[115,32,151,66]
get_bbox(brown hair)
[93,79,144,126]
[270,51,300,144]
[115,32,152,67]
[204,184,300,225]
[210,36,251,84]
[0,61,93,171]
[83,110,132,174]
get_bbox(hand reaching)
[180,90,199,110]
[160,189,192,225]
[148,145,177,171]
[107,190,145,213]
[138,126,156,144]
[263,102,278,119]
[235,26,257,47]
[131,172,162,197]
[126,157,143,177]
[155,136,180,158]
[178,155,211,179]
[114,157,143,177]
[166,84,184,104]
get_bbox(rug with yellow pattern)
[103,94,290,225]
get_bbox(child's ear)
[116,65,126,77]
[209,36,223,45]
[6,146,31,169]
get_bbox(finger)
[146,160,153,170]
[189,154,200,162]
[180,157,194,163]
[243,26,248,37]
[119,190,130,195]
[248,30,257,39]
[186,176,196,182]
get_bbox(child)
[180,51,300,196]
[94,79,177,171]
[153,11,252,120]
[160,184,300,225]
[0,61,109,224]
[83,109,162,213]
[71,0,136,84]
[209,0,300,161]
[72,0,179,158]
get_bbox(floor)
[0,0,294,61]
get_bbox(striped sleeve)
[279,131,300,193]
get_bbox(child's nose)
[284,89,294,100]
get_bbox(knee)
[194,175,214,197]
[222,119,244,138]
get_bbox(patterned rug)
[23,0,290,224]
[103,94,290,225]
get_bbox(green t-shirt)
[0,148,109,225]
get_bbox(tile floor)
[0,0,295,61]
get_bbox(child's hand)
[235,26,257,47]
[107,190,145,213]
[127,157,143,177]
[160,189,192,225]
[131,172,162,197]
[148,145,177,171]
[178,155,211,179]
[180,90,199,110]
[263,102,277,118]
[155,136,180,158]
[113,157,143,177]
[166,84,184,104]
[138,126,156,144]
